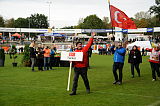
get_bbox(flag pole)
[67,61,72,91]
[107,0,114,38]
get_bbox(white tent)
[127,41,152,51]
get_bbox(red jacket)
[73,38,93,68]
[148,49,160,63]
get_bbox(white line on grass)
[1,84,160,100]
[94,90,160,99]
[148,100,160,106]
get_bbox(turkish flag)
[110,5,137,29]
[69,52,75,56]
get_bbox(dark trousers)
[113,62,124,82]
[37,58,43,70]
[131,63,140,77]
[50,56,54,69]
[150,62,160,79]
[72,67,90,92]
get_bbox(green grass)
[0,54,160,106]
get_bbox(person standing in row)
[50,46,56,70]
[149,46,160,81]
[70,32,95,95]
[37,44,44,71]
[112,43,126,85]
[43,46,51,71]
[29,42,37,71]
[128,45,142,78]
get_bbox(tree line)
[0,13,49,28]
[0,0,160,29]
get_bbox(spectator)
[128,45,142,78]
[50,46,56,69]
[29,42,36,71]
[43,46,51,70]
[37,44,44,71]
[142,47,145,56]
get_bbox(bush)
[22,45,31,67]
[0,48,5,67]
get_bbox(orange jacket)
[43,48,51,57]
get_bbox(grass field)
[0,54,160,106]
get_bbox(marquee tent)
[12,33,21,38]
[127,41,152,50]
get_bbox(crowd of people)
[29,42,56,71]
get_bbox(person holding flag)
[69,32,95,95]
[112,43,126,85]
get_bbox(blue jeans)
[31,58,36,70]
[44,57,50,70]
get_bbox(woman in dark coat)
[29,42,37,71]
[128,45,142,78]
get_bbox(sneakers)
[86,89,90,94]
[69,90,90,95]
[113,81,122,85]
[113,81,117,84]
[117,81,122,85]
[152,79,156,81]
[69,91,76,96]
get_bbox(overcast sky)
[0,0,155,28]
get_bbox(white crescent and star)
[114,11,127,23]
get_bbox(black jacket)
[30,47,37,58]
[37,47,44,59]
[128,49,142,63]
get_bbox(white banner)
[53,29,81,33]
[154,27,160,32]
[128,28,147,33]
[60,51,83,61]
[0,28,17,32]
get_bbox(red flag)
[110,5,137,29]
[69,52,75,56]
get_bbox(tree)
[135,18,148,28]
[14,18,28,28]
[149,0,160,23]
[0,15,5,27]
[134,11,151,20]
[22,45,31,67]
[76,14,105,29]
[29,13,49,28]
[102,17,111,29]
[147,16,160,27]
[5,18,15,28]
